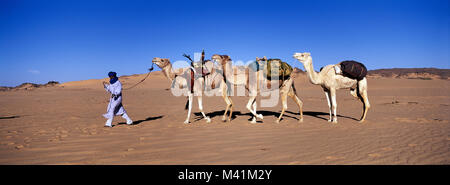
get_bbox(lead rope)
[122,63,154,90]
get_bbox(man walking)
[103,71,133,127]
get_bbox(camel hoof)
[275,120,280,124]
[250,117,257,124]
[359,120,365,123]
[257,114,264,120]
[332,120,338,124]
[184,120,190,124]
[222,116,227,122]
[298,118,304,123]
[327,119,332,122]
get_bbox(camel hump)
[339,60,367,81]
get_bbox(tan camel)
[293,52,370,123]
[211,55,304,123]
[152,57,229,124]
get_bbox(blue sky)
[0,0,448,86]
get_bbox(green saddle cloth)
[248,59,293,80]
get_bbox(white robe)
[103,80,126,119]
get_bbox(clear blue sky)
[0,0,448,86]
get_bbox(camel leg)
[359,92,370,123]
[252,100,257,115]
[247,72,263,123]
[222,101,230,121]
[330,88,338,123]
[246,95,263,120]
[197,96,211,123]
[250,99,257,123]
[288,87,303,122]
[228,97,233,122]
[276,91,288,123]
[324,90,333,122]
[357,93,366,123]
[276,79,292,123]
[250,115,257,123]
[184,94,194,124]
[247,96,257,123]
[254,99,263,120]
[358,78,370,123]
[224,81,234,122]
[222,83,231,122]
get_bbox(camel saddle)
[194,67,210,77]
[262,59,293,81]
[188,62,211,93]
[192,61,210,78]
[338,60,367,81]
[247,59,292,89]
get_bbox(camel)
[293,52,370,123]
[152,57,229,124]
[211,55,304,123]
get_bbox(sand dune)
[0,72,449,164]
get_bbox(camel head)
[255,56,267,65]
[255,56,267,62]
[293,52,311,63]
[211,54,231,65]
[152,57,171,69]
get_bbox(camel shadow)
[117,115,164,126]
[194,110,298,122]
[286,110,359,121]
[193,110,359,122]
[194,111,247,122]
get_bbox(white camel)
[293,52,370,123]
[211,55,304,123]
[152,57,229,124]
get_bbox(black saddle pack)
[339,60,367,81]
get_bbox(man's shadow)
[117,115,164,126]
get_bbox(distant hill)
[294,67,449,80]
[367,68,450,80]
[0,81,60,91]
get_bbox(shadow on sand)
[193,110,359,122]
[117,115,164,126]
[297,111,359,121]
[0,115,21,120]
[194,110,298,122]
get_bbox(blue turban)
[108,71,118,84]
[108,71,117,77]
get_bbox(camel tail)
[355,77,365,94]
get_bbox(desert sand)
[0,71,449,164]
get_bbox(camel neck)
[303,57,322,85]
[162,63,176,82]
